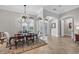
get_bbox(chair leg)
[32,39,34,45]
[28,40,30,46]
[9,42,12,49]
[26,40,29,46]
[6,42,8,48]
[15,41,18,49]
[22,40,25,47]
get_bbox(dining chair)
[26,34,34,46]
[14,34,25,49]
[4,32,10,47]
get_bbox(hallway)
[23,37,79,54]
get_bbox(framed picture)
[69,22,72,29]
[51,23,56,28]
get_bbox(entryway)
[61,17,74,40]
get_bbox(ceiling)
[0,5,43,15]
[0,5,79,15]
[44,5,79,14]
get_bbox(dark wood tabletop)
[9,33,38,49]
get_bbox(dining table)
[9,33,38,49]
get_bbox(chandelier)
[18,5,27,23]
[22,5,27,20]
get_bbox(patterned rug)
[3,40,47,54]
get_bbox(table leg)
[9,38,12,49]
[15,41,18,49]
[1,39,4,44]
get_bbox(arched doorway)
[37,17,49,43]
[47,16,59,38]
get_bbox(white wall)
[0,9,22,36]
[43,9,59,37]
[60,8,79,30]
[50,19,59,37]
[60,7,79,40]
[37,8,43,18]
[64,18,73,36]
[2,7,79,38]
[43,7,79,38]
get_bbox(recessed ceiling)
[44,5,79,14]
[0,5,79,15]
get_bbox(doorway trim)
[60,17,74,41]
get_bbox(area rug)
[4,40,47,54]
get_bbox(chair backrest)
[4,32,10,40]
[17,36,24,39]
[0,32,2,38]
